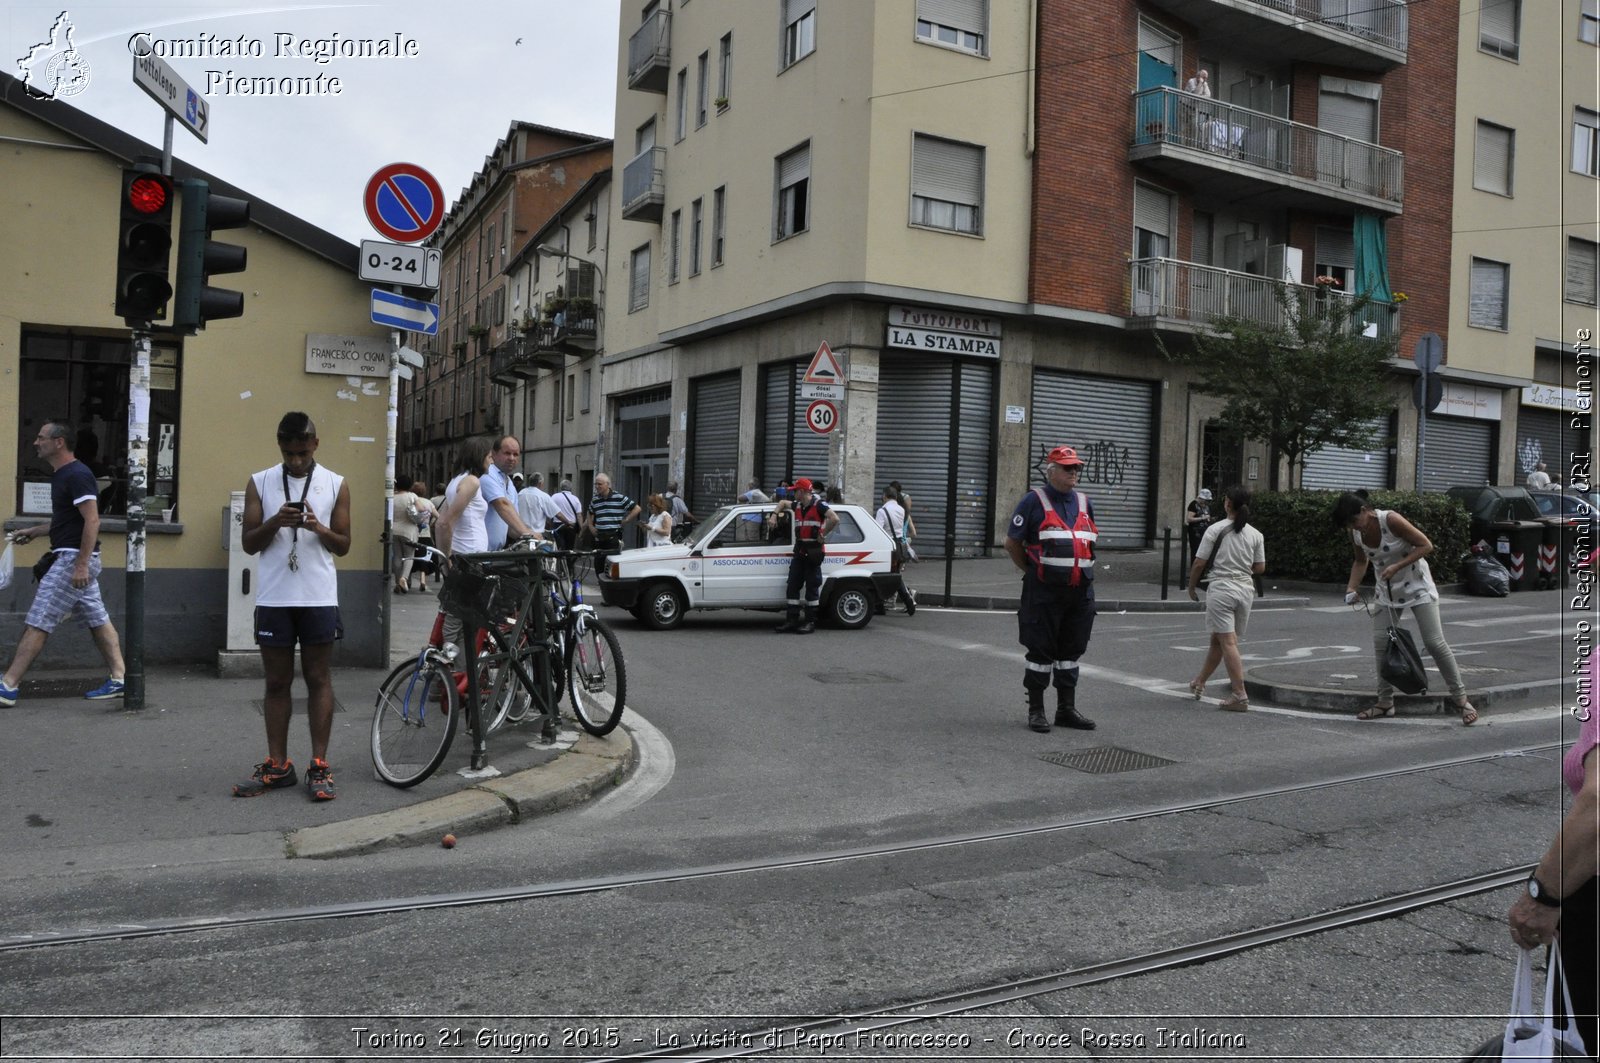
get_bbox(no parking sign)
[364,162,445,244]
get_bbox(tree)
[1160,281,1398,489]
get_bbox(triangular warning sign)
[803,342,845,385]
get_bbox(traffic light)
[114,168,174,322]
[173,178,250,330]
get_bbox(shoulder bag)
[1378,579,1428,695]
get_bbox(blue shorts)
[25,550,110,633]
[254,605,343,648]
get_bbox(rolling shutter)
[1420,416,1495,492]
[687,371,742,515]
[1028,370,1156,548]
[1516,407,1571,484]
[758,361,829,492]
[1566,238,1598,305]
[917,0,985,35]
[1474,122,1513,196]
[912,135,983,208]
[1301,413,1394,490]
[1469,259,1509,330]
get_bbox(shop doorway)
[1201,422,1243,499]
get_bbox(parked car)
[1530,487,1599,534]
[597,502,901,630]
[1443,484,1543,546]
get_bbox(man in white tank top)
[234,412,352,801]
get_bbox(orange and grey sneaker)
[233,757,297,797]
[305,758,337,801]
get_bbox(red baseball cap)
[793,477,815,492]
[1047,445,1083,467]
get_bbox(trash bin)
[1537,520,1563,590]
[1488,520,1546,591]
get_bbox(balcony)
[1138,0,1406,70]
[488,332,566,386]
[1129,257,1402,340]
[551,310,598,351]
[1130,87,1403,215]
[627,8,671,93]
[621,146,667,222]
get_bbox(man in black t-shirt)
[0,420,126,706]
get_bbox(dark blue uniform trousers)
[1018,573,1096,691]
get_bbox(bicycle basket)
[440,561,527,630]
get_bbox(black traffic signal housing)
[114,168,174,322]
[173,178,250,331]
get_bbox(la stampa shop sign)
[886,303,1002,358]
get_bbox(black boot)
[775,612,802,633]
[795,608,816,635]
[1055,686,1095,730]
[1027,687,1049,733]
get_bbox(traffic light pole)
[125,327,153,712]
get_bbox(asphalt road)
[1,594,1585,1060]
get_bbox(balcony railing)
[1131,86,1403,209]
[622,146,667,222]
[627,8,671,93]
[488,334,566,386]
[1243,0,1407,54]
[1129,257,1401,340]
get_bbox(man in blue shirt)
[481,435,536,550]
[0,420,126,706]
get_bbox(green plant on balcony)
[467,323,489,338]
[714,96,729,109]
[566,297,596,320]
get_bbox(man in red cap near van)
[770,477,838,633]
[1004,445,1099,733]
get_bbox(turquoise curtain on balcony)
[1353,212,1394,335]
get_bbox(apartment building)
[605,0,1451,552]
[399,123,610,490]
[1449,0,1599,491]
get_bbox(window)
[775,142,810,240]
[1568,238,1599,306]
[712,185,726,266]
[915,0,987,56]
[718,33,732,103]
[783,0,816,68]
[669,209,682,284]
[696,51,709,127]
[690,197,704,275]
[1469,257,1509,330]
[1473,121,1514,196]
[17,331,182,520]
[565,374,575,421]
[581,369,593,413]
[675,68,688,140]
[1480,0,1520,60]
[586,206,598,251]
[910,134,983,234]
[1583,0,1599,44]
[1575,108,1600,177]
[629,244,652,311]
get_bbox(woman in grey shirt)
[1186,485,1266,711]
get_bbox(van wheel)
[639,582,687,630]
[827,585,874,629]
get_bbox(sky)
[5,1,621,243]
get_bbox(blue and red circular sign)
[364,163,445,244]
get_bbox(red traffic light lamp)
[114,168,174,322]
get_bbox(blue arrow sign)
[371,289,439,335]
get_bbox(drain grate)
[1040,746,1177,774]
[810,671,899,684]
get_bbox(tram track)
[0,741,1559,955]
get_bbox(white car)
[597,502,901,630]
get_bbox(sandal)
[1356,703,1395,720]
[1453,698,1478,726]
[1187,679,1206,701]
[1218,691,1249,712]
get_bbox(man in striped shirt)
[584,473,640,565]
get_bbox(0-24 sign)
[359,239,441,290]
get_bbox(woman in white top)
[1331,490,1475,724]
[436,437,494,557]
[645,493,673,547]
[1185,485,1266,710]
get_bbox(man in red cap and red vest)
[770,477,838,634]
[1004,445,1099,733]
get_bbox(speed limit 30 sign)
[806,399,838,435]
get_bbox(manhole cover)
[1040,746,1177,774]
[810,671,899,684]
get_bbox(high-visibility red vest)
[1024,487,1097,586]
[793,500,828,548]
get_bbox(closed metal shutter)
[687,371,741,515]
[758,361,830,493]
[1516,406,1571,485]
[1028,370,1156,548]
[1301,413,1394,491]
[917,0,984,35]
[874,357,995,557]
[1420,416,1496,492]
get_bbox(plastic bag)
[1500,943,1587,1059]
[0,541,13,591]
[1465,553,1512,597]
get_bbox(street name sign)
[370,289,439,335]
[131,51,209,143]
[360,240,441,289]
[305,333,389,377]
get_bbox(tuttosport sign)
[886,303,1002,358]
[305,333,390,376]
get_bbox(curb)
[923,594,1310,613]
[285,726,637,859]
[1243,675,1564,716]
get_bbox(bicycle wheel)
[567,616,626,736]
[477,637,533,735]
[371,657,459,787]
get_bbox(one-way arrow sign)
[371,289,439,335]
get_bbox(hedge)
[1246,490,1471,585]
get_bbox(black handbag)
[1379,582,1428,695]
[31,550,56,583]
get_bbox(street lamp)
[534,245,605,490]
